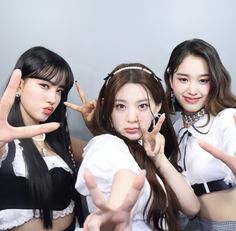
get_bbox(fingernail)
[59,122,64,127]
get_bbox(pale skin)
[170,55,236,221]
[81,83,199,230]
[0,69,94,231]
[2,70,144,231]
[198,141,236,176]
[83,169,146,231]
[198,112,236,175]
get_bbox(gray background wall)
[0,1,235,229]
[1,0,236,141]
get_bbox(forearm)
[108,169,137,209]
[157,154,200,216]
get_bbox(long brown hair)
[93,63,181,231]
[164,38,236,115]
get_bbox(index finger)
[198,139,224,158]
[75,81,87,104]
[119,171,145,212]
[84,169,109,211]
[0,69,22,120]
[151,113,165,135]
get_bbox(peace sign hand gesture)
[64,81,96,132]
[139,113,166,169]
[0,69,60,150]
[83,169,145,231]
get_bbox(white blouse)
[0,140,74,230]
[76,134,166,231]
[174,108,236,185]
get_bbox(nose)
[46,89,57,105]
[187,81,198,95]
[127,108,138,123]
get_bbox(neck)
[183,108,206,126]
[32,133,46,142]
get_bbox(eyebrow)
[176,72,209,77]
[34,77,65,88]
[114,98,150,103]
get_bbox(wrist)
[154,153,167,169]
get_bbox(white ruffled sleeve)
[75,134,141,197]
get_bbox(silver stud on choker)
[183,108,206,126]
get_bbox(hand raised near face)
[64,81,96,131]
[83,169,145,231]
[0,69,60,148]
[139,113,166,168]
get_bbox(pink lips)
[43,107,53,116]
[125,128,139,134]
[183,96,200,104]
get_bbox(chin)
[124,134,142,141]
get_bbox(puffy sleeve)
[75,134,141,196]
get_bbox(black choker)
[183,108,206,126]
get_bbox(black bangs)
[27,65,74,92]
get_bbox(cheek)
[111,112,122,126]
[204,85,211,95]
[139,113,152,127]
[55,95,62,108]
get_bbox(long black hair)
[7,46,75,228]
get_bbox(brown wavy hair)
[164,38,236,115]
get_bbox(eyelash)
[115,104,125,110]
[40,83,49,89]
[39,83,64,94]
[138,104,149,110]
[114,103,149,111]
[178,78,209,84]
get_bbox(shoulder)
[214,108,236,127]
[81,133,140,172]
[83,134,127,155]
[217,108,236,117]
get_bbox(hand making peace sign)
[64,81,96,132]
[83,169,145,231]
[0,69,60,149]
[139,113,166,168]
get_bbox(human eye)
[138,103,149,111]
[39,83,49,89]
[114,103,126,111]
[57,88,64,95]
[199,78,209,85]
[178,77,188,83]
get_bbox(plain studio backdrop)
[0,1,235,229]
[1,0,236,141]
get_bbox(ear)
[17,79,25,92]
[169,76,173,89]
